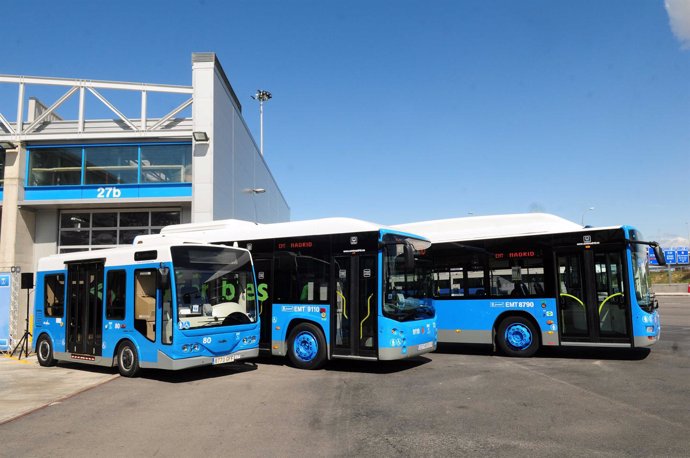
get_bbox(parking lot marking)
[2,354,33,365]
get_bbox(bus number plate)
[213,355,237,365]
[417,342,433,351]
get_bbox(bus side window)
[134,270,157,342]
[44,274,65,317]
[106,270,127,320]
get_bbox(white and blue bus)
[135,218,437,369]
[33,241,260,376]
[394,213,665,357]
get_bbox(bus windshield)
[630,234,653,310]
[171,246,257,329]
[383,241,434,322]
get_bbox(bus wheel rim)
[121,348,133,370]
[294,331,318,362]
[505,323,532,350]
[39,340,50,360]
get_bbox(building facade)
[0,53,289,350]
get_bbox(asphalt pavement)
[1,296,689,456]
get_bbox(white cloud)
[665,0,690,49]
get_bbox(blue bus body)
[33,243,260,376]
[136,218,438,369]
[394,215,661,356]
[266,244,437,363]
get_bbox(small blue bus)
[135,218,437,369]
[33,242,260,376]
[395,213,665,356]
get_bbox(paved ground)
[0,355,117,425]
[1,296,688,456]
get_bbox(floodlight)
[192,131,209,142]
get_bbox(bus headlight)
[182,345,190,353]
[192,344,200,352]
[646,326,654,333]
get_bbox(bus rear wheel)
[496,316,539,357]
[36,334,57,367]
[287,323,326,370]
[117,341,141,377]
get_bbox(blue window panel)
[26,142,192,188]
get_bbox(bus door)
[66,261,104,356]
[556,248,630,344]
[254,258,273,350]
[332,255,378,358]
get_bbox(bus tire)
[117,341,141,377]
[496,316,539,357]
[36,334,57,367]
[287,323,326,370]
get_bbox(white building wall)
[191,56,216,223]
[1,52,290,346]
[192,53,289,224]
[33,209,58,273]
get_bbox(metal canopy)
[0,74,194,141]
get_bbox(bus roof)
[392,213,591,243]
[38,241,246,272]
[157,217,420,242]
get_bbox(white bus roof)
[38,241,248,272]
[392,213,592,244]
[156,217,423,242]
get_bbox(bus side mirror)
[158,266,170,290]
[652,245,666,267]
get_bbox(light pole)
[244,188,266,223]
[581,207,594,227]
[251,90,272,156]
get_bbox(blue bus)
[394,213,665,356]
[135,218,437,369]
[33,241,260,376]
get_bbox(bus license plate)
[417,342,433,351]
[212,355,236,365]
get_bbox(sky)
[1,0,690,246]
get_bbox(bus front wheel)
[496,316,539,357]
[287,323,326,370]
[36,334,57,367]
[117,341,141,377]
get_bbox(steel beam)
[0,112,15,134]
[0,74,192,94]
[87,87,138,131]
[149,98,193,131]
[24,86,79,134]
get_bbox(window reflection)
[29,148,82,186]
[140,145,192,183]
[0,149,5,186]
[58,209,180,252]
[85,146,138,184]
[27,143,192,186]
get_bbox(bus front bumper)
[379,340,437,360]
[143,348,259,370]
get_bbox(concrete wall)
[192,52,289,224]
[33,209,59,272]
[652,283,690,294]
